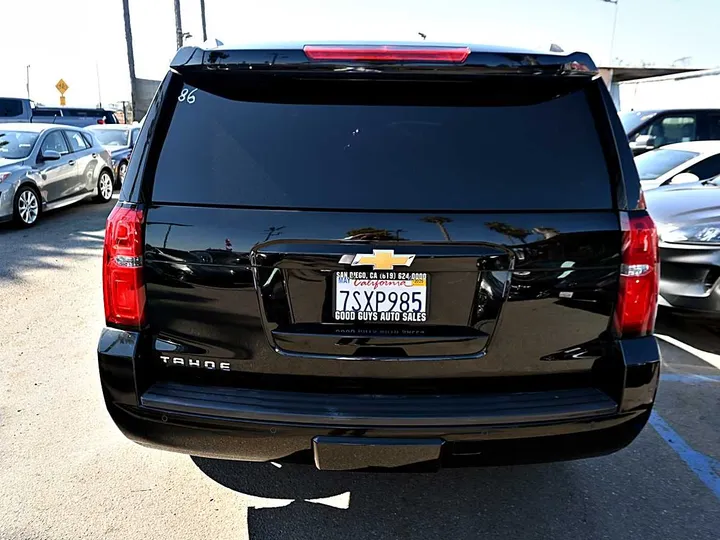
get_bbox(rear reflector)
[303,45,470,63]
[614,213,658,337]
[103,205,145,327]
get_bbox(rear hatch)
[133,45,625,395]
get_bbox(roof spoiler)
[170,43,598,78]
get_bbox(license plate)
[334,271,428,323]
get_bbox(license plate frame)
[332,270,429,323]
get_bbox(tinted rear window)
[89,128,130,146]
[0,98,23,118]
[65,109,103,117]
[152,79,613,210]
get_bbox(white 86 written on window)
[178,88,197,104]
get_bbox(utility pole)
[26,65,30,99]
[96,61,103,108]
[200,0,208,41]
[122,0,137,122]
[174,0,184,49]
[601,0,620,66]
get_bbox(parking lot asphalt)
[0,199,718,540]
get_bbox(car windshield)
[634,148,699,180]
[90,128,129,147]
[0,131,39,159]
[619,111,657,134]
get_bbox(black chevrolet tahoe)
[98,42,660,471]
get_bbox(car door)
[64,130,96,194]
[37,130,76,202]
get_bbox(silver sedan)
[0,123,114,227]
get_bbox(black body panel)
[143,206,620,380]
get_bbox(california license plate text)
[334,271,428,322]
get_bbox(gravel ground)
[1,198,718,539]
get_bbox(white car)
[635,140,720,191]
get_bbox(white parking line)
[656,334,720,371]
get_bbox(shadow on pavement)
[0,196,115,282]
[192,448,720,540]
[193,457,587,539]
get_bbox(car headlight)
[660,223,720,245]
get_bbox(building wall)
[132,78,161,121]
[618,70,720,111]
[599,68,621,111]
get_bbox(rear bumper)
[107,399,651,467]
[98,329,660,469]
[141,383,619,427]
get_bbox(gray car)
[0,123,114,227]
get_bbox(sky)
[0,0,716,107]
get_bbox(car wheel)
[13,186,40,227]
[95,170,114,203]
[118,162,128,185]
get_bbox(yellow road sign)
[55,79,69,95]
[60,96,66,106]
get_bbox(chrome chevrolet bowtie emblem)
[339,249,416,271]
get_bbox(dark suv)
[98,42,660,471]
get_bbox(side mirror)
[40,149,61,161]
[670,172,700,185]
[634,134,657,149]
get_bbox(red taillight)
[303,45,470,63]
[614,213,659,337]
[97,118,105,124]
[103,206,145,327]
